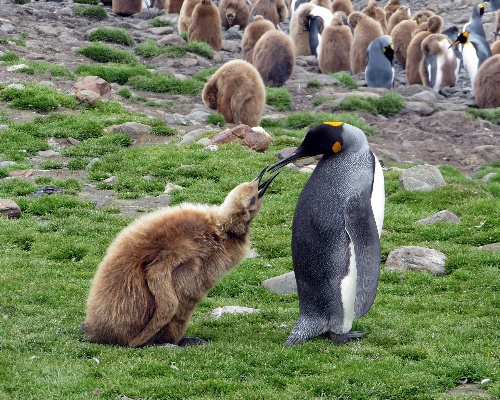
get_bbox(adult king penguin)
[366,35,395,89]
[267,122,385,346]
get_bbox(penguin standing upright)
[366,35,395,89]
[450,31,492,93]
[463,3,486,40]
[266,122,385,346]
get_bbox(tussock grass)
[76,42,138,64]
[75,63,152,85]
[135,39,214,59]
[85,27,134,46]
[74,5,108,20]
[262,111,375,135]
[334,92,406,117]
[150,17,173,27]
[0,82,78,112]
[127,69,214,95]
[265,87,293,111]
[466,108,500,125]
[331,71,359,89]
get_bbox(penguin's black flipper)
[344,191,381,319]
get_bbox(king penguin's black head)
[268,122,347,173]
[255,122,370,197]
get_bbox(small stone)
[262,272,297,295]
[399,165,446,191]
[0,199,22,219]
[385,246,447,276]
[417,210,461,225]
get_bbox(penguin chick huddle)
[188,0,500,111]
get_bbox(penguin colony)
[86,0,500,348]
[82,174,276,347]
[162,0,498,107]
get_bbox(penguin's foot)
[177,337,208,347]
[322,331,365,345]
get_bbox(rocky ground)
[0,0,499,214]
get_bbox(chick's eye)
[249,196,256,206]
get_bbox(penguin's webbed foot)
[323,331,365,345]
[178,337,208,346]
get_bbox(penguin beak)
[253,165,281,198]
[266,150,304,174]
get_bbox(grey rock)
[480,172,498,182]
[399,165,447,191]
[157,34,185,46]
[147,26,174,35]
[262,272,297,295]
[110,122,152,138]
[103,176,118,184]
[37,150,61,157]
[0,161,16,167]
[405,101,436,116]
[417,210,461,225]
[385,246,447,275]
[478,243,500,252]
[177,128,212,146]
[0,199,21,219]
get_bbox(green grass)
[135,39,214,59]
[85,27,134,46]
[261,111,375,136]
[127,68,216,95]
[75,63,152,85]
[265,87,293,111]
[0,82,78,112]
[0,53,499,400]
[150,17,173,27]
[206,113,226,127]
[334,92,406,117]
[76,42,138,65]
[466,108,500,125]
[331,71,359,89]
[74,5,108,20]
[0,136,499,399]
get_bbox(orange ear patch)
[332,141,342,153]
[324,121,344,127]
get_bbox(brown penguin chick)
[391,18,418,67]
[202,59,266,126]
[492,40,500,54]
[218,0,253,29]
[82,178,266,347]
[383,0,402,22]
[362,0,388,33]
[252,29,296,87]
[112,0,142,16]
[348,11,384,74]
[250,0,288,28]
[332,0,354,16]
[474,47,500,108]
[165,0,184,13]
[178,0,202,34]
[188,0,222,52]
[318,11,353,73]
[242,15,276,62]
[419,34,457,91]
[406,15,444,85]
[290,2,315,56]
[387,5,411,35]
[412,9,434,31]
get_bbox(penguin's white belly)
[340,240,357,333]
[463,43,478,91]
[371,153,385,237]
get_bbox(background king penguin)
[268,122,385,346]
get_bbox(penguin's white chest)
[371,153,385,237]
[340,240,357,333]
